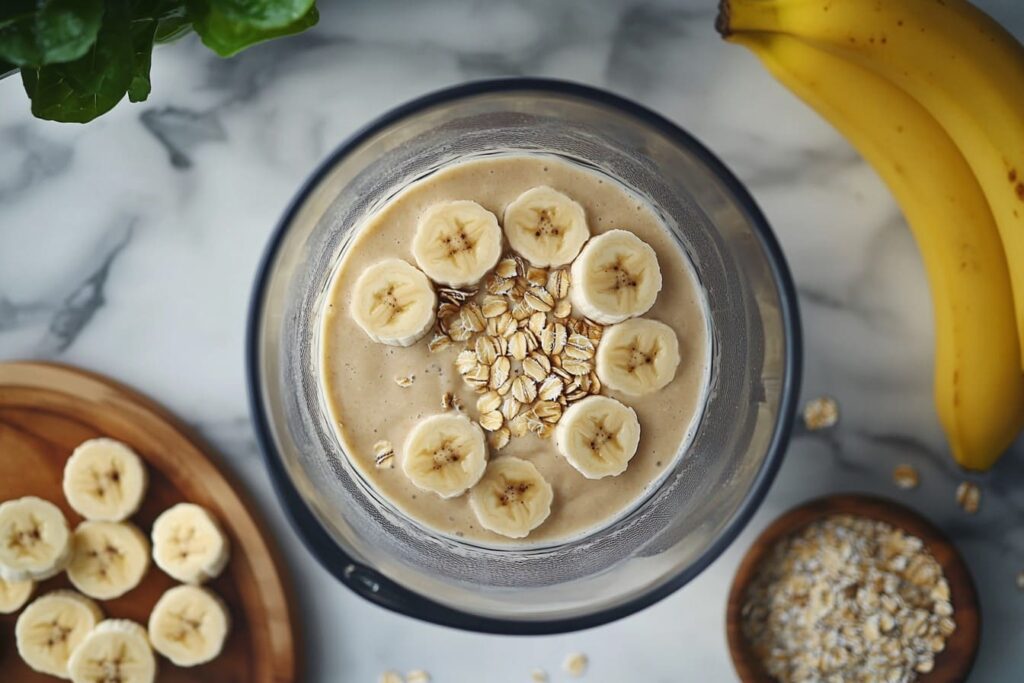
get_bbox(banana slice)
[468,457,553,539]
[148,585,230,667]
[555,395,641,479]
[595,318,681,396]
[68,619,157,683]
[351,258,437,347]
[16,590,103,678]
[151,503,230,585]
[412,200,502,287]
[0,496,71,581]
[569,229,662,324]
[503,186,590,267]
[402,413,487,498]
[63,438,148,522]
[67,521,150,600]
[0,576,34,614]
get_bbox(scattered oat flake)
[394,374,414,388]
[563,652,588,678]
[802,395,839,430]
[956,481,980,514]
[406,670,430,683]
[530,668,549,683]
[1016,570,1024,591]
[378,671,403,683]
[892,464,919,490]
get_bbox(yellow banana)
[725,31,1024,470]
[719,0,1024,370]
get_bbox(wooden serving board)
[0,362,296,683]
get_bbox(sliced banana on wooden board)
[148,584,231,667]
[570,229,662,324]
[555,395,641,479]
[503,186,590,267]
[151,503,230,585]
[15,590,103,678]
[412,200,502,287]
[402,413,488,498]
[596,318,681,396]
[67,521,150,600]
[351,258,437,347]
[67,619,157,683]
[0,496,71,581]
[63,438,148,522]
[468,457,553,539]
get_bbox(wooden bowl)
[726,494,980,683]
[0,361,297,682]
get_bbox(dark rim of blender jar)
[246,78,803,635]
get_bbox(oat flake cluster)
[742,514,956,683]
[428,254,604,449]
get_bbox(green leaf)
[0,0,104,67]
[154,8,192,44]
[127,15,157,102]
[188,0,318,57]
[208,0,315,30]
[22,1,134,123]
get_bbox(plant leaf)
[207,0,315,30]
[0,0,104,67]
[154,7,192,44]
[22,0,134,123]
[188,0,317,57]
[127,15,157,102]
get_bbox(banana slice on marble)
[151,503,230,585]
[16,590,103,678]
[468,457,553,539]
[570,229,662,324]
[351,258,437,347]
[412,200,502,287]
[0,496,71,581]
[503,186,590,267]
[63,438,148,522]
[555,395,641,479]
[67,521,150,600]
[0,576,34,614]
[596,318,681,396]
[68,619,157,683]
[402,413,487,498]
[148,585,230,667]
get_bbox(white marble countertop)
[2,1,1023,681]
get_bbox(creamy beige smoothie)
[319,153,711,547]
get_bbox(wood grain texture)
[726,494,980,683]
[0,361,297,683]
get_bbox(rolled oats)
[741,514,956,683]
[394,374,415,388]
[427,334,452,353]
[373,440,395,469]
[803,395,840,430]
[955,481,980,514]
[476,391,501,414]
[478,411,503,432]
[892,465,919,490]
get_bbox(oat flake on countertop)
[955,481,980,514]
[802,395,839,430]
[563,652,589,678]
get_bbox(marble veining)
[1,1,1022,681]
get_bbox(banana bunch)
[718,0,1024,470]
